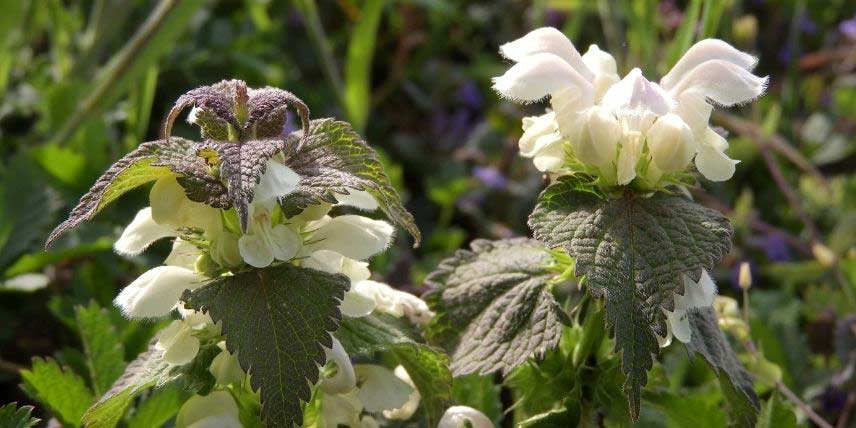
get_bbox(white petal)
[150,176,222,232]
[573,107,621,168]
[253,160,300,203]
[165,239,201,270]
[114,266,205,319]
[209,232,243,268]
[600,68,674,115]
[498,27,593,80]
[616,133,644,185]
[646,113,696,173]
[114,208,177,256]
[673,91,713,137]
[668,60,768,106]
[335,189,379,211]
[355,365,412,412]
[340,289,378,318]
[321,336,357,394]
[308,215,394,261]
[287,203,332,223]
[209,346,244,385]
[438,406,495,428]
[268,224,301,261]
[661,39,758,90]
[1,273,50,292]
[696,128,738,181]
[238,233,274,268]
[581,44,617,75]
[176,391,239,428]
[666,309,692,344]
[519,113,560,158]
[492,53,594,103]
[551,86,596,130]
[322,391,363,427]
[383,366,421,420]
[161,328,200,365]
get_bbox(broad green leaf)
[528,177,733,418]
[336,313,421,357]
[182,263,348,428]
[343,0,385,131]
[0,403,39,428]
[75,303,126,396]
[424,238,564,376]
[392,344,453,427]
[81,342,177,428]
[687,308,759,427]
[127,383,187,428]
[280,119,421,245]
[756,392,796,428]
[46,138,223,248]
[20,358,93,427]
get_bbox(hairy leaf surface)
[20,358,93,427]
[0,403,39,428]
[45,138,223,248]
[75,303,126,396]
[280,119,421,245]
[687,308,759,426]
[528,177,732,418]
[424,238,563,376]
[182,264,348,428]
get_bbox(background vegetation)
[0,0,854,426]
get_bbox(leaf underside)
[279,118,421,246]
[182,263,348,428]
[45,138,224,248]
[528,177,733,418]
[687,308,760,427]
[424,238,564,376]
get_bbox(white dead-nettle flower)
[657,270,718,347]
[494,27,767,185]
[175,391,242,428]
[114,266,206,319]
[438,406,495,428]
[155,309,214,366]
[209,341,244,385]
[383,365,421,421]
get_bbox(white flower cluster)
[493,27,767,187]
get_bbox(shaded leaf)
[424,238,563,376]
[336,313,421,358]
[687,308,759,427]
[756,392,796,428]
[392,344,453,427]
[20,358,93,427]
[75,303,126,396]
[182,264,348,428]
[126,383,187,428]
[280,119,420,245]
[0,403,40,428]
[528,177,733,418]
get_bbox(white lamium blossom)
[493,28,767,185]
[114,266,206,318]
[237,200,302,268]
[320,337,357,394]
[156,309,214,365]
[658,270,718,347]
[354,364,413,413]
[335,189,379,211]
[383,365,421,421]
[351,280,435,326]
[175,391,242,428]
[150,176,221,232]
[305,215,394,261]
[438,406,495,428]
[209,342,244,385]
[253,158,300,204]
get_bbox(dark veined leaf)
[81,341,178,428]
[45,138,224,248]
[279,118,421,246]
[336,313,452,426]
[75,303,127,396]
[181,264,347,428]
[528,177,733,419]
[687,308,760,427]
[0,403,40,428]
[424,238,564,376]
[20,358,93,427]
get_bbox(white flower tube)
[114,266,205,318]
[114,207,177,256]
[438,406,494,428]
[306,215,394,261]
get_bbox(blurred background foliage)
[0,0,854,426]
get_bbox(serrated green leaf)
[280,118,421,245]
[181,263,348,428]
[75,303,126,396]
[528,177,732,418]
[687,308,759,427]
[82,341,178,428]
[391,344,453,427]
[424,238,564,376]
[20,358,93,427]
[335,313,421,357]
[126,383,187,428]
[0,403,40,428]
[46,138,224,248]
[756,392,796,428]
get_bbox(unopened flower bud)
[738,262,752,290]
[647,113,696,173]
[812,243,837,267]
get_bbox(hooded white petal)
[307,215,394,261]
[150,176,221,232]
[438,406,495,428]
[114,208,177,256]
[646,113,696,173]
[581,44,617,76]
[696,128,738,181]
[668,60,767,106]
[673,91,713,137]
[383,365,421,420]
[492,53,594,103]
[498,27,593,81]
[355,365,412,413]
[253,159,300,203]
[600,68,674,116]
[321,337,357,394]
[352,280,434,325]
[335,189,379,211]
[114,266,205,318]
[660,39,758,90]
[176,391,241,428]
